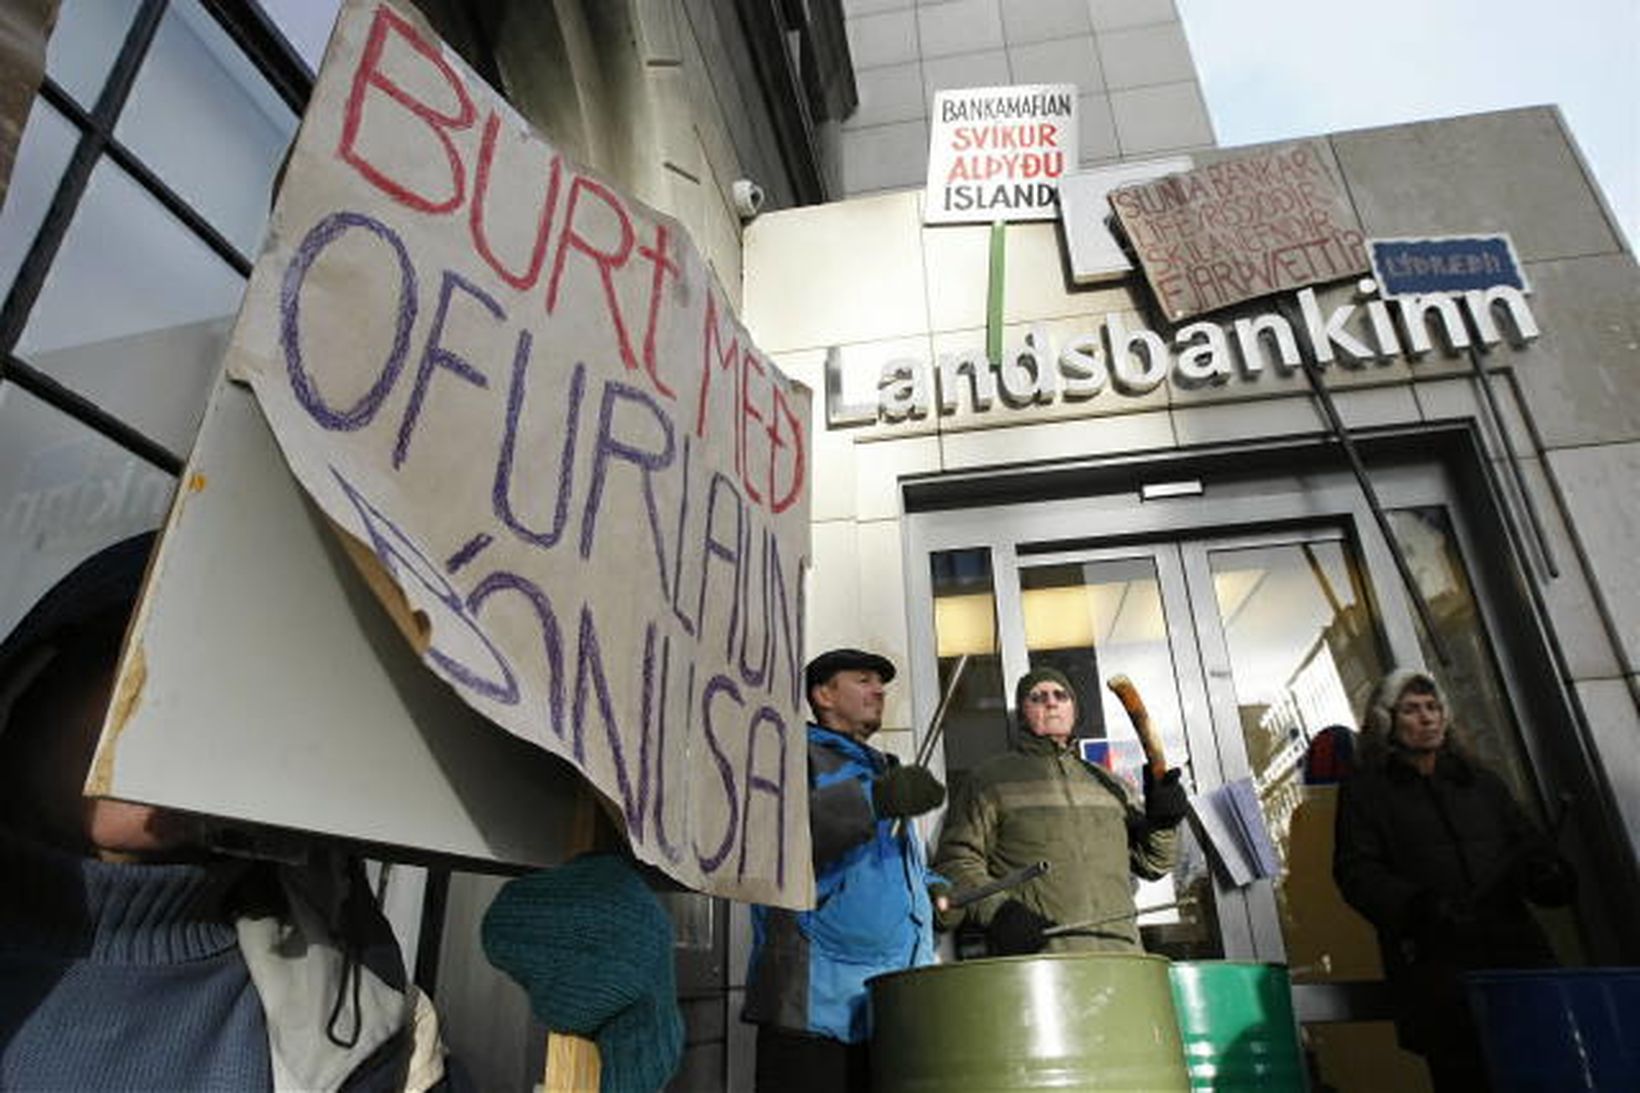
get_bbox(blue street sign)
[1369,234,1529,298]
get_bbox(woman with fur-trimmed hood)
[1333,668,1575,1091]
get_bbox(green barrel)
[869,953,1190,1092]
[1167,962,1303,1091]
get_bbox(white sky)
[1176,0,1639,252]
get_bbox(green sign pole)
[986,220,1006,364]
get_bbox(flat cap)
[804,648,896,694]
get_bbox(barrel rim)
[867,950,1174,989]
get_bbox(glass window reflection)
[0,101,78,303]
[0,382,174,642]
[929,548,1005,788]
[115,0,297,257]
[42,0,136,110]
[1206,537,1386,985]
[15,157,244,456]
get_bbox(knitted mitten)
[481,854,684,1093]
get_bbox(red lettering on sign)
[547,176,640,374]
[470,112,563,290]
[338,5,476,214]
[637,223,681,400]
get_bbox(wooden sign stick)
[542,786,618,1092]
[1107,674,1167,779]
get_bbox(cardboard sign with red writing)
[1108,141,1369,321]
[223,0,812,906]
[923,84,1077,224]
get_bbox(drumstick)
[1106,674,1167,779]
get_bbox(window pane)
[43,0,137,110]
[15,157,244,455]
[258,0,343,74]
[928,548,1005,787]
[0,382,174,643]
[1019,557,1223,960]
[1389,507,1536,810]
[1205,538,1386,983]
[115,0,298,256]
[0,101,78,304]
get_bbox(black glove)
[1143,766,1189,828]
[987,899,1052,956]
[1515,847,1577,907]
[872,764,945,819]
[1407,888,1474,947]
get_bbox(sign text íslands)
[228,0,813,906]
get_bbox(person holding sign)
[742,648,946,1092]
[0,534,451,1091]
[934,669,1187,956]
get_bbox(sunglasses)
[1025,688,1072,705]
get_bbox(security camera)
[732,178,765,220]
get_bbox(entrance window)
[1019,556,1222,960]
[928,548,1004,790]
[1388,507,1536,810]
[1204,537,1386,982]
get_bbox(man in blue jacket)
[743,648,946,1091]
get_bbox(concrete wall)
[839,0,1216,194]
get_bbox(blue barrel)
[1465,968,1640,1092]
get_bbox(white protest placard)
[211,0,812,906]
[923,84,1077,225]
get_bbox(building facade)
[743,104,1640,1089]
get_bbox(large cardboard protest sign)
[1108,141,1369,321]
[923,84,1077,224]
[221,0,812,905]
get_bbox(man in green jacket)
[933,667,1188,955]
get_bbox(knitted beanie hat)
[1015,667,1077,719]
[482,854,684,1093]
[1364,668,1449,742]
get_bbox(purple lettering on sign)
[667,435,696,638]
[282,211,418,431]
[694,673,742,874]
[493,341,583,551]
[693,472,744,663]
[768,529,803,711]
[445,532,493,574]
[331,467,519,704]
[737,705,787,886]
[394,270,499,469]
[466,570,566,740]
[736,520,771,689]
[650,635,691,865]
[578,379,676,601]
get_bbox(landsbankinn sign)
[824,281,1541,428]
[923,84,1077,225]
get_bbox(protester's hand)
[928,880,952,916]
[987,899,1052,956]
[483,854,684,1093]
[1407,888,1474,946]
[873,764,946,819]
[1515,847,1576,907]
[1142,766,1189,828]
